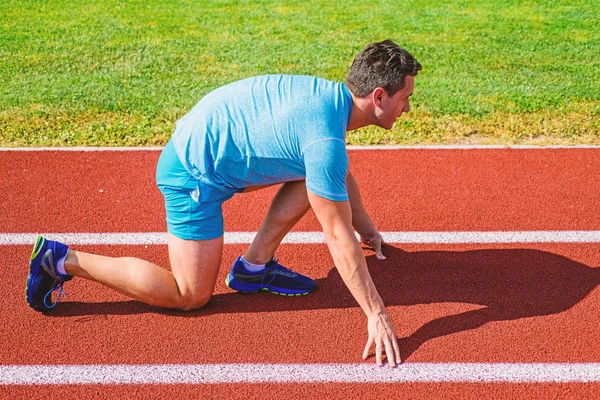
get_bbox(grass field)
[1,0,599,146]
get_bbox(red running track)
[1,149,599,233]
[1,148,600,399]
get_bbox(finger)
[374,238,387,260]
[362,336,374,360]
[392,336,402,365]
[376,339,383,367]
[383,337,396,368]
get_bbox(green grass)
[1,0,599,146]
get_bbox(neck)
[346,92,374,131]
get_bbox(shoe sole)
[225,273,314,296]
[25,236,46,310]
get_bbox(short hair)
[345,40,422,98]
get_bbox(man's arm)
[307,189,400,367]
[346,171,386,260]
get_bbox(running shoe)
[225,256,316,296]
[26,236,72,311]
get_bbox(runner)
[26,39,421,367]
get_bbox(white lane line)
[2,145,600,151]
[2,363,600,384]
[1,231,600,245]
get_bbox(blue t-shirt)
[172,74,352,201]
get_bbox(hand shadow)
[51,245,599,361]
[361,245,600,361]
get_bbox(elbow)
[322,223,358,246]
[323,226,345,243]
[323,229,339,243]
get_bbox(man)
[26,40,421,368]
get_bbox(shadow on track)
[51,245,600,360]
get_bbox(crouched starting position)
[26,40,421,367]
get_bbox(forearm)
[307,190,386,317]
[324,225,385,317]
[346,172,376,233]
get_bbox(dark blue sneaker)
[225,256,316,296]
[26,236,72,311]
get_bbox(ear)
[371,87,386,106]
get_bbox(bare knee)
[177,293,211,311]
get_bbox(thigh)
[157,140,233,305]
[242,183,279,193]
[167,233,224,305]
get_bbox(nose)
[404,100,411,113]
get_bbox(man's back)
[172,74,352,200]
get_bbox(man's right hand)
[362,312,401,368]
[306,190,400,367]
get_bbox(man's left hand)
[359,230,387,260]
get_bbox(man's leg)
[243,180,310,264]
[64,233,223,311]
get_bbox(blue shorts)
[156,140,236,240]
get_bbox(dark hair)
[345,40,422,98]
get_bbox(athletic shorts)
[156,140,236,240]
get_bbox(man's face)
[373,75,414,130]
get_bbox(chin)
[376,121,395,130]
